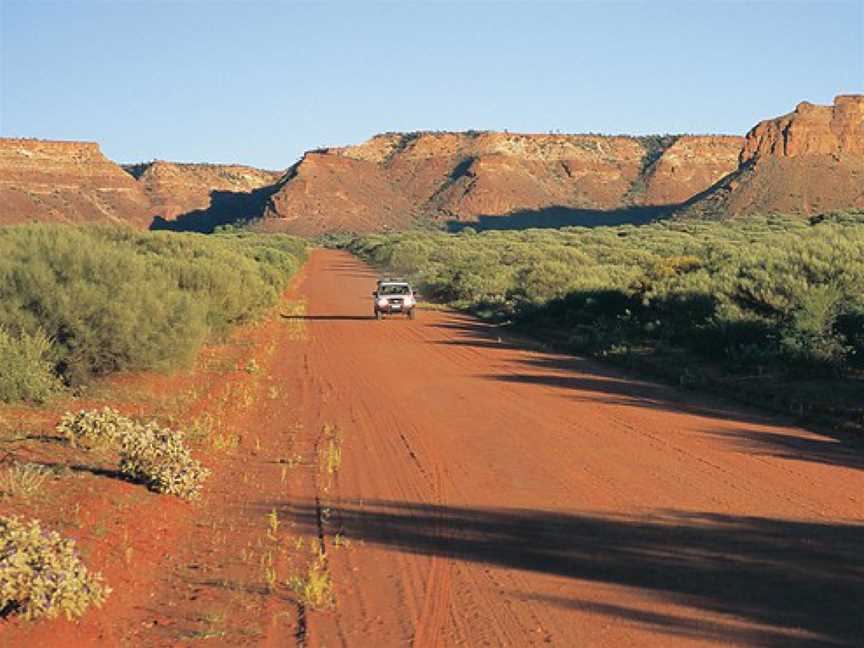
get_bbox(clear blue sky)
[1,1,861,169]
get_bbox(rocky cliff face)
[129,161,283,222]
[642,136,745,205]
[11,97,853,234]
[261,132,743,235]
[741,95,864,163]
[683,95,864,218]
[0,141,283,231]
[259,152,416,235]
[0,139,154,227]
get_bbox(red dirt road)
[292,250,864,647]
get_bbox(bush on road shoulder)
[0,516,110,621]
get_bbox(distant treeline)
[347,213,864,383]
[0,225,306,402]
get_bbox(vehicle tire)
[375,310,382,320]
[408,309,416,320]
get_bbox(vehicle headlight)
[377,298,388,307]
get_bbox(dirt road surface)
[287,250,863,647]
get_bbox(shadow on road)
[433,317,864,473]
[272,500,863,647]
[433,317,773,423]
[707,427,864,473]
[490,353,864,473]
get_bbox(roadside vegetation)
[347,212,864,426]
[0,515,110,621]
[58,407,210,499]
[0,224,309,630]
[0,224,306,402]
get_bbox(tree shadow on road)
[273,500,863,647]
[707,427,864,472]
[433,317,864,473]
[487,354,864,473]
[432,316,775,424]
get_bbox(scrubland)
[0,225,306,402]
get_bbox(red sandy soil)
[2,249,863,647]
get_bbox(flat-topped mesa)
[262,131,743,235]
[132,160,283,220]
[0,138,154,227]
[741,95,864,164]
[0,138,138,187]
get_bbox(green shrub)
[0,225,306,389]
[837,310,864,367]
[0,516,110,620]
[780,285,850,371]
[0,328,61,403]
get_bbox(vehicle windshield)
[379,284,410,296]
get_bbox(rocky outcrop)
[642,136,744,205]
[0,139,154,227]
[129,161,282,222]
[261,132,743,235]
[683,95,864,218]
[0,141,284,231]
[741,95,864,163]
[259,152,416,235]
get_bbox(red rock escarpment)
[259,152,416,235]
[0,138,154,227]
[129,161,283,221]
[741,95,864,162]
[642,136,746,205]
[261,131,743,235]
[683,95,864,218]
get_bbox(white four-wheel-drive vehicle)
[373,279,416,320]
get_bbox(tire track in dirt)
[298,256,471,646]
[396,422,453,648]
